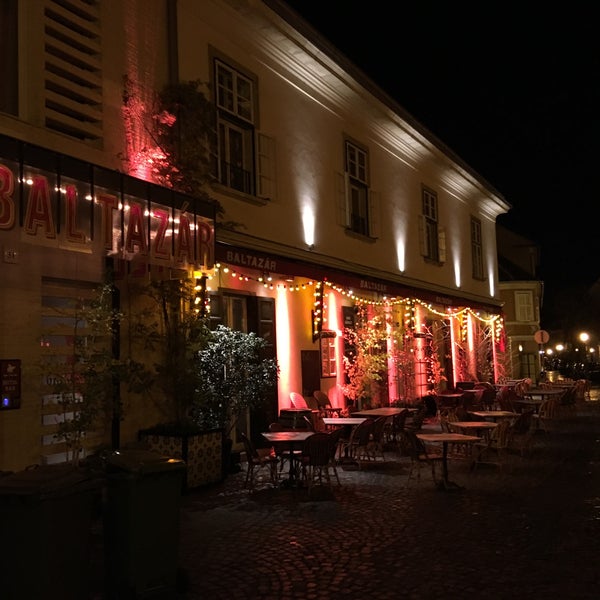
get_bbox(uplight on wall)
[302,203,315,248]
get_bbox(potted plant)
[340,307,390,410]
[190,325,280,468]
[128,277,225,489]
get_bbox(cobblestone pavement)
[174,402,600,600]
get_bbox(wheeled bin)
[0,464,100,599]
[104,449,186,598]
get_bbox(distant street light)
[579,332,590,364]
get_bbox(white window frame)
[515,290,534,322]
[344,140,377,238]
[214,59,257,195]
[471,216,485,280]
[420,188,441,262]
[215,59,254,123]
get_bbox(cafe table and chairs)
[262,430,314,486]
[322,416,367,461]
[518,387,564,413]
[416,432,481,491]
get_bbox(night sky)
[284,1,600,307]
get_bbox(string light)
[210,263,502,331]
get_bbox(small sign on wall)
[1,359,21,410]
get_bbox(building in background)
[0,0,510,471]
[496,224,543,381]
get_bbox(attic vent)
[43,0,103,142]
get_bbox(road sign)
[534,330,550,344]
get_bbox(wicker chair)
[339,418,375,467]
[471,419,512,471]
[300,432,341,489]
[239,431,279,490]
[508,409,535,457]
[403,429,444,486]
[313,390,342,417]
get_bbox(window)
[419,188,445,263]
[214,59,256,195]
[471,217,485,279]
[320,334,337,378]
[340,141,377,238]
[515,291,534,322]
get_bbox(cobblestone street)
[174,401,600,600]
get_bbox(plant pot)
[138,428,224,490]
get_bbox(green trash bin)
[0,464,101,600]
[104,449,186,599]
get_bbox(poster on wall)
[1,359,21,410]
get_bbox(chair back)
[371,416,387,443]
[497,386,518,412]
[407,405,427,430]
[511,409,534,434]
[239,431,259,461]
[474,382,497,409]
[327,426,345,459]
[303,414,316,431]
[354,418,375,445]
[390,408,409,435]
[302,432,331,467]
[490,419,511,448]
[290,392,308,409]
[439,414,452,433]
[455,405,472,421]
[313,390,331,409]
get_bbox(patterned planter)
[138,428,224,490]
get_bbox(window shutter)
[256,133,276,200]
[336,172,351,228]
[438,227,446,263]
[418,214,427,256]
[368,190,380,238]
[515,291,534,322]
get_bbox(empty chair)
[405,405,427,431]
[313,390,342,417]
[339,418,375,466]
[455,405,472,422]
[300,432,340,490]
[471,419,512,471]
[508,410,535,457]
[268,422,302,476]
[474,382,497,409]
[385,408,409,450]
[497,386,519,413]
[290,391,309,409]
[403,429,444,486]
[239,431,279,491]
[368,416,388,461]
[326,426,346,474]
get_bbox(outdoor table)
[322,417,366,426]
[262,430,313,486]
[518,388,564,414]
[469,410,518,422]
[416,432,480,491]
[450,421,497,440]
[322,417,367,463]
[436,393,465,409]
[353,407,409,418]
